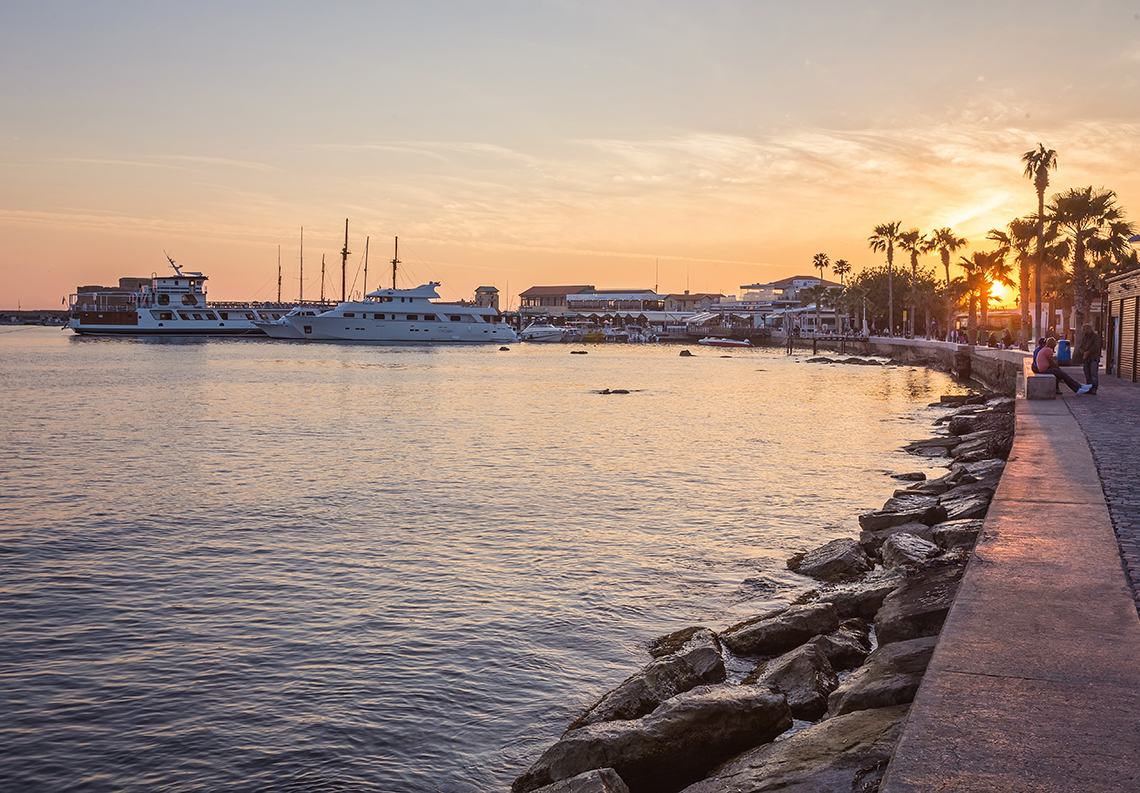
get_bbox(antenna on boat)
[321,255,326,302]
[299,226,304,303]
[277,245,282,303]
[391,236,400,289]
[341,218,350,302]
[363,236,369,295]
[165,251,183,277]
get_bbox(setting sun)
[989,281,1018,308]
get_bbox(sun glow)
[989,281,1017,308]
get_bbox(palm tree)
[986,218,1036,349]
[811,254,829,337]
[897,229,926,337]
[805,282,828,337]
[925,227,968,342]
[831,258,852,285]
[1047,186,1136,347]
[1022,143,1058,341]
[956,253,988,345]
[868,222,903,335]
[979,250,1015,337]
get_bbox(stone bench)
[1023,357,1056,400]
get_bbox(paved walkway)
[880,386,1140,792]
[1065,373,1140,612]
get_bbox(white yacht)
[519,321,565,343]
[258,282,517,343]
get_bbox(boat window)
[179,313,191,320]
[192,313,203,320]
[424,314,435,321]
[271,313,281,320]
[344,312,355,318]
[407,314,417,321]
[450,315,461,322]
[182,294,198,306]
[244,312,255,320]
[158,294,170,305]
[218,312,228,320]
[374,314,384,319]
[203,312,217,320]
[258,312,269,320]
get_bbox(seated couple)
[1034,337,1092,395]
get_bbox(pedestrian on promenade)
[1076,323,1102,395]
[1036,337,1092,395]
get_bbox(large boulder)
[903,435,960,453]
[798,569,905,620]
[720,603,839,657]
[826,636,938,717]
[568,629,725,730]
[529,769,630,793]
[951,458,1005,484]
[858,495,947,531]
[880,533,941,569]
[805,618,872,671]
[938,483,994,522]
[513,685,792,793]
[874,560,967,645]
[859,521,935,557]
[899,476,953,496]
[931,518,984,550]
[743,643,838,720]
[679,705,910,793]
[786,538,872,583]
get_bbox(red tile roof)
[518,285,595,297]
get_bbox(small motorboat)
[697,337,751,348]
[519,321,565,342]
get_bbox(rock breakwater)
[512,392,1014,793]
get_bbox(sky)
[3,1,1140,309]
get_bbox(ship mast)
[321,255,326,302]
[277,245,282,303]
[363,236,369,295]
[341,218,350,302]
[299,226,304,303]
[391,236,399,289]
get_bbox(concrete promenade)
[880,370,1140,791]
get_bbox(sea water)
[0,328,963,792]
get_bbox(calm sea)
[0,328,963,792]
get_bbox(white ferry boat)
[257,282,517,343]
[68,259,331,337]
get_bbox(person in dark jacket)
[1076,323,1102,395]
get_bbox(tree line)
[808,144,1138,350]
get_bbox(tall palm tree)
[897,229,926,337]
[811,254,829,336]
[925,227,968,342]
[1022,143,1058,341]
[831,258,852,285]
[868,221,902,335]
[986,218,1036,349]
[1047,186,1135,347]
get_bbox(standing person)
[1036,337,1091,394]
[1076,323,1102,394]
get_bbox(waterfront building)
[474,286,500,311]
[518,285,596,317]
[664,291,724,312]
[1106,267,1140,381]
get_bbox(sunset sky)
[3,1,1140,309]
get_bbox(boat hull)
[293,317,517,343]
[697,337,751,348]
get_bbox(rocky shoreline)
[511,388,1016,793]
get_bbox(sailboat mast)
[300,226,304,303]
[363,236,370,296]
[278,245,282,303]
[341,218,350,302]
[321,255,326,302]
[391,237,400,289]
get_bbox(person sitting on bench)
[1035,337,1091,395]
